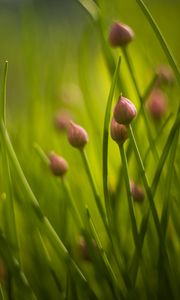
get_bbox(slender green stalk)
[62,178,84,229]
[102,56,121,226]
[136,0,180,86]
[80,149,107,227]
[122,48,159,162]
[33,143,84,229]
[119,145,140,253]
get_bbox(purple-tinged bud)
[54,110,72,131]
[78,236,96,261]
[49,152,68,177]
[108,22,134,47]
[156,65,174,86]
[67,121,88,149]
[146,89,167,121]
[114,95,137,125]
[0,259,7,283]
[130,182,144,203]
[110,118,129,145]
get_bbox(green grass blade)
[102,56,121,224]
[0,61,8,125]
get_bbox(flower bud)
[146,89,167,121]
[78,236,96,261]
[110,118,128,145]
[130,182,144,203]
[54,110,72,131]
[49,152,68,177]
[156,65,174,86]
[108,22,134,47]
[67,121,88,149]
[114,95,137,125]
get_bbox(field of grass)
[0,0,180,299]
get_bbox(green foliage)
[0,0,180,299]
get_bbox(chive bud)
[78,236,96,261]
[110,118,129,145]
[114,95,137,125]
[54,110,72,131]
[49,152,68,177]
[108,22,134,47]
[130,182,144,203]
[67,121,88,149]
[156,65,174,86]
[146,89,167,121]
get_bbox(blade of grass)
[102,56,121,225]
[118,145,140,255]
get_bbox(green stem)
[62,178,84,229]
[123,48,159,162]
[119,145,140,255]
[80,149,108,228]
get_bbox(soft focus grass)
[0,0,180,299]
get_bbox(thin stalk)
[102,56,121,226]
[122,48,159,161]
[0,286,5,300]
[119,145,140,255]
[80,149,108,228]
[33,143,84,229]
[136,0,180,86]
[61,178,84,229]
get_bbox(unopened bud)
[146,89,167,120]
[49,152,68,177]
[78,236,96,261]
[156,65,174,86]
[108,22,134,47]
[130,182,144,203]
[67,121,88,149]
[54,110,72,131]
[110,118,128,145]
[114,95,137,125]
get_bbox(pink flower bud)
[130,182,144,203]
[108,22,134,47]
[110,118,129,145]
[54,110,72,131]
[114,95,137,125]
[67,121,88,149]
[146,89,167,121]
[49,152,68,177]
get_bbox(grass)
[0,0,180,299]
